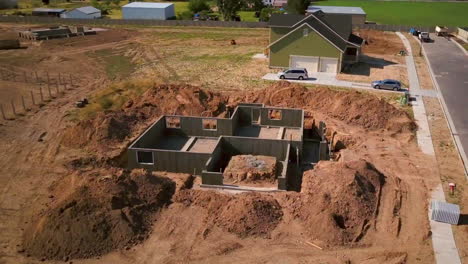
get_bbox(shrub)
[188,0,210,14]
[177,10,194,20]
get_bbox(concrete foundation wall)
[166,115,234,137]
[128,148,211,174]
[222,136,300,160]
[131,117,165,149]
[205,138,224,171]
[259,107,303,128]
[201,171,223,185]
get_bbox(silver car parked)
[278,68,308,80]
[371,79,402,91]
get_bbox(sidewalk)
[397,32,461,264]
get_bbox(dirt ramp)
[281,160,385,246]
[175,190,283,238]
[230,82,415,133]
[22,169,176,261]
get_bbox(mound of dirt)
[230,82,415,133]
[223,155,277,184]
[22,169,176,261]
[217,193,283,238]
[175,190,282,238]
[281,159,385,246]
[62,84,228,159]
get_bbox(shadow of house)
[341,55,398,76]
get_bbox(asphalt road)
[423,35,468,172]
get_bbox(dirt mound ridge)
[22,169,175,261]
[281,159,385,246]
[62,84,228,158]
[230,82,415,133]
[175,190,282,238]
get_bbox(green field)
[313,0,468,26]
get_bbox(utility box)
[122,2,175,20]
[431,200,460,225]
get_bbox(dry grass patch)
[424,96,468,262]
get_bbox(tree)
[287,0,310,15]
[245,0,264,12]
[188,0,210,14]
[216,0,243,21]
[91,0,112,15]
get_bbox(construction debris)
[18,25,96,41]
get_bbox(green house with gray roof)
[267,11,364,74]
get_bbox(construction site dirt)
[0,24,458,264]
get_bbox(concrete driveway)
[423,34,468,173]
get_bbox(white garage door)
[319,58,339,73]
[290,56,319,73]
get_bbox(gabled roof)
[75,6,100,14]
[268,13,359,52]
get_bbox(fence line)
[0,16,461,31]
[0,16,268,28]
[0,67,76,86]
[0,69,78,122]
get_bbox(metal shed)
[122,2,175,20]
[307,6,366,25]
[61,6,101,19]
[32,8,65,17]
[431,200,460,225]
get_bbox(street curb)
[450,38,468,56]
[420,40,468,179]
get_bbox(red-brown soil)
[358,30,405,55]
[61,84,228,159]
[223,155,277,185]
[174,190,283,238]
[21,169,178,261]
[62,82,415,160]
[0,25,440,264]
[229,82,415,134]
[294,160,384,245]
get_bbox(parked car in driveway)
[371,79,402,91]
[277,68,308,80]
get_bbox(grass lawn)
[239,11,257,22]
[312,0,468,26]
